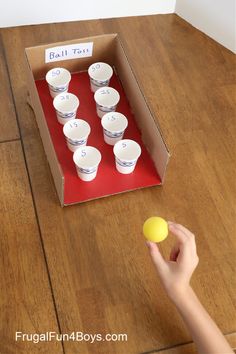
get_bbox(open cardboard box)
[25,34,170,206]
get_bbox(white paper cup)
[94,87,120,118]
[53,93,79,125]
[63,119,91,152]
[46,68,71,98]
[101,112,128,146]
[73,146,102,182]
[113,139,141,174]
[88,62,113,92]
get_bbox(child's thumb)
[146,241,167,274]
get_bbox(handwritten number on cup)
[92,63,101,71]
[52,69,60,76]
[108,115,116,121]
[100,89,110,95]
[122,143,127,148]
[81,150,86,157]
[70,122,78,128]
[60,95,70,101]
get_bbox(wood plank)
[2,15,236,354]
[0,140,63,354]
[148,332,236,354]
[0,34,19,142]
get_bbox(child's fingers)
[169,222,195,239]
[168,223,189,244]
[170,245,180,261]
[169,223,196,250]
[168,223,197,264]
[146,241,167,275]
[171,223,197,254]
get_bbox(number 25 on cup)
[100,89,110,95]
[60,94,69,101]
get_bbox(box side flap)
[114,37,170,183]
[24,52,65,205]
[25,34,117,80]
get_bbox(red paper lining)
[35,72,161,204]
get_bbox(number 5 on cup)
[81,150,86,157]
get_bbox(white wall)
[175,0,236,53]
[1,0,235,54]
[0,0,176,28]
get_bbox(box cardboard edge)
[24,50,65,206]
[114,36,170,183]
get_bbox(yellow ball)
[143,217,168,242]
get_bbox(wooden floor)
[0,14,235,354]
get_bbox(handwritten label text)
[45,42,93,63]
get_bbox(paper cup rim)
[88,62,113,81]
[101,112,128,133]
[113,139,141,162]
[46,68,71,87]
[73,146,102,169]
[63,119,91,140]
[94,87,120,107]
[53,93,79,113]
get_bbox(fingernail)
[146,241,151,248]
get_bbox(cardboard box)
[25,34,170,206]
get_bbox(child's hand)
[147,222,234,353]
[146,222,199,301]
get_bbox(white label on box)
[45,42,93,63]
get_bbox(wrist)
[167,284,195,306]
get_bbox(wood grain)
[1,14,236,354]
[0,35,19,142]
[147,332,236,354]
[0,141,63,354]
